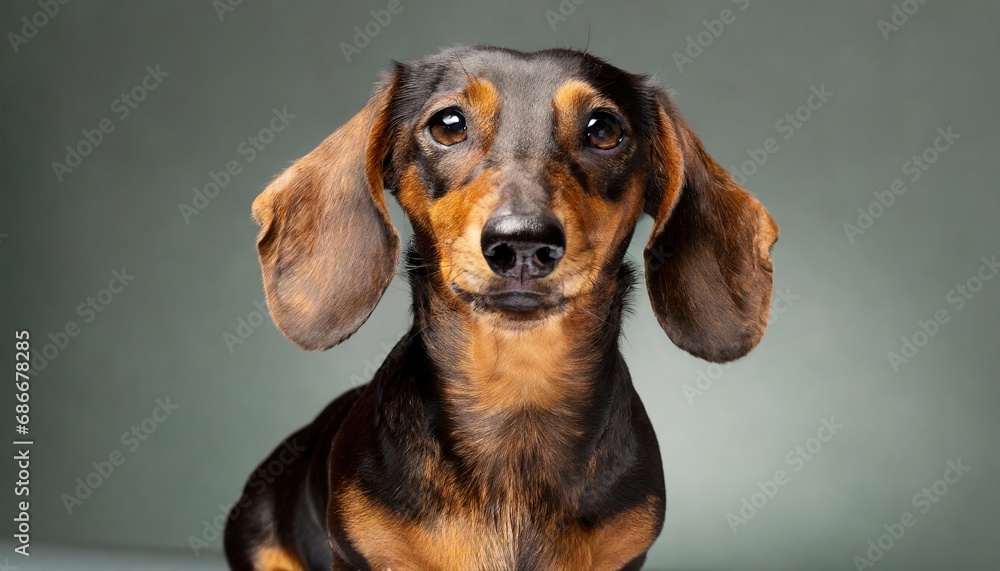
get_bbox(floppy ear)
[251,73,400,351]
[644,89,779,363]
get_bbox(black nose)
[481,214,566,279]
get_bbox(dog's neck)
[405,247,638,492]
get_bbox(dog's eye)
[428,108,467,146]
[584,111,624,150]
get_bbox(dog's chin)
[451,285,566,327]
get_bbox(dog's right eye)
[584,110,624,150]
[428,108,467,146]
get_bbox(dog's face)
[252,47,778,363]
[389,50,656,324]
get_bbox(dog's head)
[251,46,778,363]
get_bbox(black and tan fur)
[224,46,778,571]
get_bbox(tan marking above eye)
[255,546,305,571]
[463,77,501,120]
[552,79,621,149]
[419,77,501,149]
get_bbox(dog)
[224,45,778,571]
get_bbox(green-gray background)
[2,1,998,570]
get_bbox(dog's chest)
[340,489,658,571]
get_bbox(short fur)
[225,46,778,571]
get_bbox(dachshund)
[224,45,778,571]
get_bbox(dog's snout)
[481,214,565,279]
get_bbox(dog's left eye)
[584,111,624,150]
[428,108,467,146]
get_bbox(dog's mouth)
[451,283,566,320]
